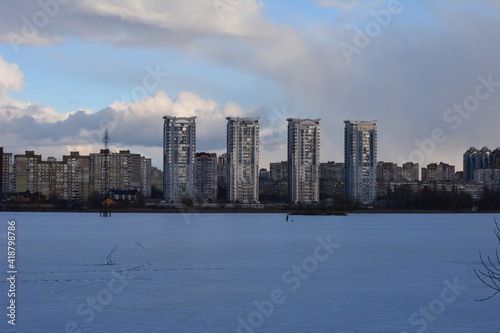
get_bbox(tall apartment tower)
[344,120,378,204]
[463,147,492,181]
[14,151,42,193]
[63,152,90,201]
[195,152,218,203]
[1,151,14,194]
[287,118,320,203]
[226,117,259,203]
[163,116,196,202]
[0,147,3,195]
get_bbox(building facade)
[476,169,500,193]
[344,120,378,204]
[90,150,152,199]
[1,151,14,194]
[163,116,196,202]
[463,147,491,181]
[14,151,42,194]
[287,118,320,203]
[226,117,259,203]
[319,161,344,200]
[270,161,288,182]
[63,152,90,201]
[195,152,218,203]
[401,162,419,181]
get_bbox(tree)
[474,218,500,301]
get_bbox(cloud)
[0,55,23,94]
[310,0,385,10]
[1,0,500,170]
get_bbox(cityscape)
[1,116,499,210]
[1,1,500,332]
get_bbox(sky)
[0,0,500,170]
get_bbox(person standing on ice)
[286,214,289,222]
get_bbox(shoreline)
[2,207,500,214]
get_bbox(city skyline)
[1,1,499,171]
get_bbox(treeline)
[377,185,500,211]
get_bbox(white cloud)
[1,0,500,169]
[311,0,384,10]
[0,55,23,93]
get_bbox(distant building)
[63,152,90,201]
[150,166,163,196]
[259,168,270,180]
[226,117,260,203]
[90,150,152,198]
[463,147,491,181]
[270,161,288,181]
[287,118,320,203]
[344,120,378,204]
[492,148,500,169]
[475,169,500,193]
[195,152,218,203]
[39,157,69,199]
[1,151,14,194]
[377,162,399,182]
[319,161,344,200]
[14,151,42,194]
[421,162,455,181]
[0,147,3,195]
[163,116,196,202]
[421,163,438,181]
[401,162,419,181]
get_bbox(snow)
[0,212,499,332]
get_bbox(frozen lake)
[0,212,499,333]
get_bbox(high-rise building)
[287,118,320,203]
[492,148,500,169]
[401,162,419,181]
[421,163,438,181]
[1,151,14,194]
[319,161,344,200]
[63,152,90,201]
[226,117,259,203]
[195,152,217,203]
[14,151,42,193]
[90,150,152,198]
[376,162,399,182]
[463,147,491,181]
[344,120,378,204]
[0,147,3,195]
[476,169,500,192]
[39,157,69,199]
[270,161,288,181]
[150,166,164,197]
[163,116,196,202]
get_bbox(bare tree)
[474,218,500,301]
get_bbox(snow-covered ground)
[0,212,498,333]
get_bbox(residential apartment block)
[226,117,259,203]
[344,120,378,204]
[195,152,217,203]
[287,118,320,203]
[163,116,196,202]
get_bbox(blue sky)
[1,0,500,169]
